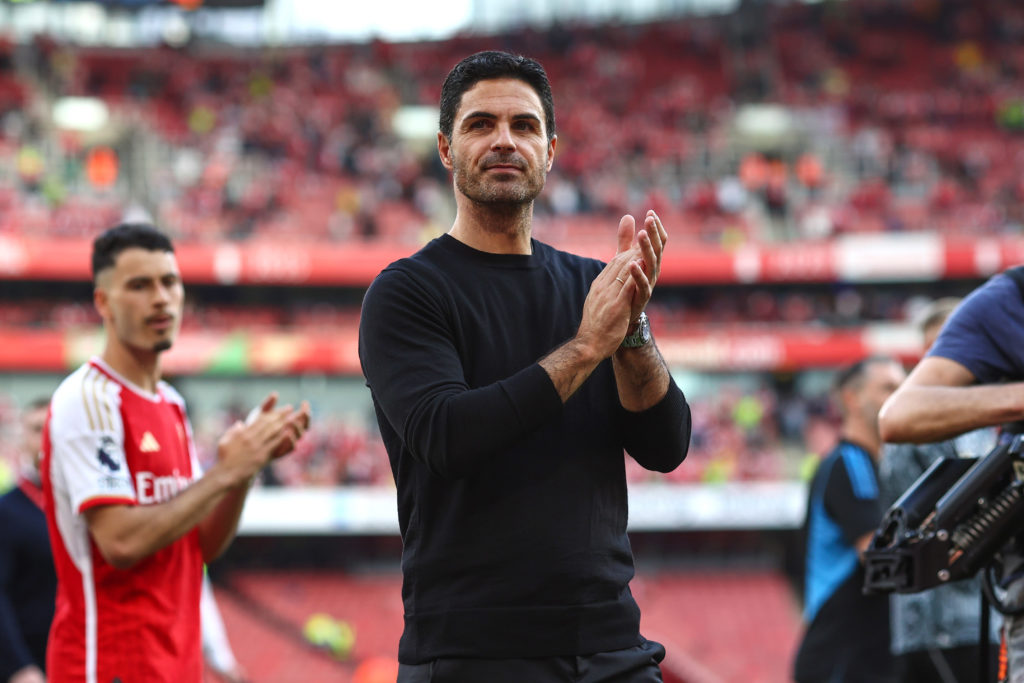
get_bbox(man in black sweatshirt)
[0,399,54,683]
[359,51,691,683]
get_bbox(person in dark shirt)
[880,269,1024,683]
[878,299,999,683]
[0,398,53,683]
[794,357,906,683]
[359,51,691,683]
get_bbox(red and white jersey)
[41,358,204,683]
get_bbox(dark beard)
[452,152,546,208]
[153,339,173,352]
[455,174,538,206]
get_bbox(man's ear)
[838,385,856,415]
[94,285,109,321]
[438,131,454,172]
[546,134,557,172]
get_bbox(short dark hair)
[916,297,961,334]
[92,223,174,281]
[25,397,50,412]
[833,355,898,394]
[439,51,555,142]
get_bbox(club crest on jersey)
[96,436,121,472]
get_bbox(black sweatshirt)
[0,481,55,679]
[359,234,691,664]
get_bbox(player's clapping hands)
[576,209,669,360]
[616,209,667,322]
[577,249,642,358]
[217,393,311,485]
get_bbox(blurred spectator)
[794,357,906,683]
[0,398,53,683]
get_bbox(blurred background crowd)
[1,2,1022,678]
[1,0,1024,246]
[4,0,1023,491]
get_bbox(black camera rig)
[864,434,1024,602]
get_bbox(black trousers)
[396,640,666,683]
[895,644,998,683]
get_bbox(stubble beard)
[116,317,176,355]
[452,152,547,229]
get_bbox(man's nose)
[491,123,516,151]
[153,284,172,306]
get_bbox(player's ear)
[438,131,454,171]
[94,285,109,320]
[839,385,857,417]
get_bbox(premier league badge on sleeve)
[96,435,122,472]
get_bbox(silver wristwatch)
[620,312,651,348]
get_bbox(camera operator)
[878,298,1000,682]
[880,268,1024,682]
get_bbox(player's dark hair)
[917,297,961,334]
[26,397,49,412]
[833,355,897,394]
[92,223,174,282]
[439,50,555,142]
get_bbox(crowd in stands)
[0,376,838,489]
[6,0,1017,488]
[0,0,1021,246]
[185,402,395,488]
[0,279,971,333]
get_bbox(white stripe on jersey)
[49,363,130,683]
[83,559,97,683]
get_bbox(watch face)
[639,316,651,342]
[622,313,651,348]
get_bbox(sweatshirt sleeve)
[359,268,564,479]
[620,375,691,473]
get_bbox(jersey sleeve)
[49,373,136,513]
[824,451,884,547]
[928,274,1024,384]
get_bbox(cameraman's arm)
[855,532,873,559]
[879,356,1024,443]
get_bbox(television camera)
[864,434,1024,614]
